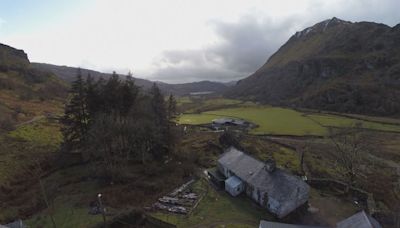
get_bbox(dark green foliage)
[167,94,177,120]
[61,71,176,181]
[61,69,89,151]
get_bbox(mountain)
[0,43,67,129]
[226,18,400,116]
[32,63,229,96]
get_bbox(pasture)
[177,99,400,136]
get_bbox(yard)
[150,178,270,227]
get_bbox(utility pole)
[98,193,106,227]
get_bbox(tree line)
[61,70,177,181]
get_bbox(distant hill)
[32,63,230,96]
[0,44,67,129]
[226,18,400,116]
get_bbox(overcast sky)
[0,0,399,83]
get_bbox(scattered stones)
[152,179,200,215]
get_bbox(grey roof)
[218,147,309,215]
[259,220,325,228]
[225,175,243,188]
[337,211,382,228]
[218,147,265,180]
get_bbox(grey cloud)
[150,15,300,83]
[150,1,400,83]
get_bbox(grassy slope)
[0,119,61,184]
[24,166,104,228]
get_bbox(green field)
[178,105,400,136]
[206,107,327,135]
[177,113,219,125]
[307,114,400,132]
[178,107,327,135]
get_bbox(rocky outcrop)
[0,43,29,71]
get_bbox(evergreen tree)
[85,73,101,120]
[61,69,89,150]
[102,72,122,113]
[150,83,167,126]
[167,94,177,120]
[121,73,138,116]
[150,83,168,160]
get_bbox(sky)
[0,0,399,83]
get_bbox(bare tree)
[328,122,370,193]
[34,160,57,228]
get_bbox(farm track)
[16,115,45,127]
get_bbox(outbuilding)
[225,175,244,196]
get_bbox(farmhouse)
[216,147,310,218]
[211,118,249,130]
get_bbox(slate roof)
[336,210,382,228]
[218,147,265,180]
[218,147,309,214]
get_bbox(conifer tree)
[167,94,177,120]
[61,69,89,150]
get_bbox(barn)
[217,147,310,218]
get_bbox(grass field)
[178,104,400,136]
[307,114,400,132]
[177,113,219,125]
[206,107,327,135]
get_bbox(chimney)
[265,159,276,173]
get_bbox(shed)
[225,175,244,196]
[336,210,382,228]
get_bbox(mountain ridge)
[226,17,400,116]
[32,62,231,96]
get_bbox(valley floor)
[1,96,399,227]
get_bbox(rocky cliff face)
[226,18,400,116]
[0,43,30,71]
